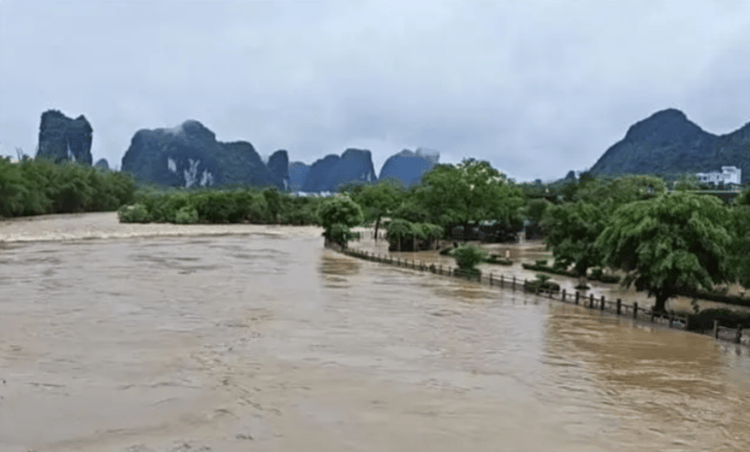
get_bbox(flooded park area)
[1,213,749,451]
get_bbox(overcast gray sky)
[1,0,749,181]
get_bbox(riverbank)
[348,231,750,316]
[0,211,323,243]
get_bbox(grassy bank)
[0,156,136,218]
[118,187,323,225]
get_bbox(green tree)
[543,175,667,277]
[450,244,488,277]
[575,174,666,206]
[729,205,750,289]
[543,201,604,276]
[416,159,524,240]
[525,198,549,224]
[316,195,363,247]
[596,192,734,312]
[346,180,404,240]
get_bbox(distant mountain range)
[33,111,440,191]
[589,108,750,184]
[32,108,750,190]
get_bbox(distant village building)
[696,166,741,186]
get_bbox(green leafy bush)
[174,206,199,224]
[118,188,324,226]
[0,156,135,218]
[117,203,150,223]
[327,223,357,246]
[317,195,363,247]
[450,244,488,270]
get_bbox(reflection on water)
[0,224,749,451]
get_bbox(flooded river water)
[1,213,749,451]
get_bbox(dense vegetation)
[118,187,322,225]
[343,158,526,245]
[0,156,135,218]
[316,195,363,247]
[4,151,750,317]
[536,173,750,312]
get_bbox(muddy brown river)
[1,213,749,451]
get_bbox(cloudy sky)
[1,0,749,181]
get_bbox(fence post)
[439,264,442,275]
[523,279,527,291]
[513,276,516,290]
[500,274,504,288]
[489,273,493,286]
[575,292,580,305]
[600,295,605,311]
[589,294,594,308]
[736,326,743,344]
[616,299,621,315]
[714,320,720,339]
[562,289,566,301]
[633,302,638,320]
[668,313,674,328]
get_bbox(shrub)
[686,308,750,331]
[118,203,150,223]
[487,254,513,265]
[525,273,561,294]
[174,206,199,224]
[450,244,488,270]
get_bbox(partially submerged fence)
[336,246,747,346]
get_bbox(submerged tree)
[542,201,604,276]
[344,179,404,240]
[450,244,488,277]
[316,195,363,248]
[543,175,667,277]
[596,192,734,312]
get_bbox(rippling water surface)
[1,215,749,452]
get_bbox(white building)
[696,166,741,186]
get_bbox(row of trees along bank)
[327,163,750,318]
[5,151,749,319]
[531,174,750,313]
[0,155,136,218]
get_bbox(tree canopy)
[343,179,404,239]
[316,195,363,247]
[415,159,524,238]
[543,175,667,276]
[596,192,734,312]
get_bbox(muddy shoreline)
[0,211,324,243]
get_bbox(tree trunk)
[463,221,470,242]
[374,216,381,241]
[653,293,669,313]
